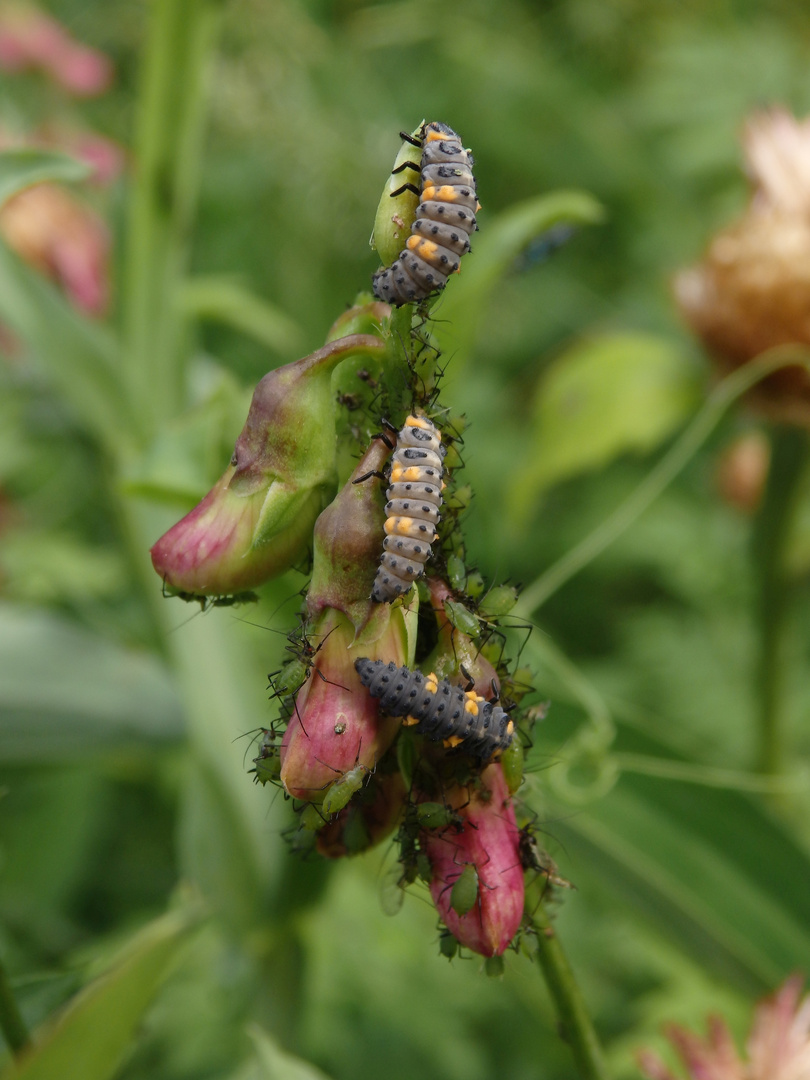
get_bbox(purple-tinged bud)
[279,606,414,801]
[151,335,385,597]
[307,439,392,631]
[422,764,524,957]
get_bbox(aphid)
[322,762,372,816]
[450,863,479,916]
[354,658,514,760]
[371,414,444,603]
[372,121,478,307]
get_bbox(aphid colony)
[355,658,514,760]
[372,121,478,306]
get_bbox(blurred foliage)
[2,1,810,1079]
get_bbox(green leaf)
[509,332,702,520]
[0,605,183,761]
[180,276,304,356]
[549,724,810,992]
[123,374,252,505]
[0,242,133,454]
[0,149,90,209]
[435,190,604,360]
[248,1025,336,1080]
[0,907,198,1080]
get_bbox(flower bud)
[307,438,391,630]
[421,764,524,957]
[0,183,110,314]
[279,606,414,801]
[151,334,385,597]
[675,108,810,425]
[371,124,423,268]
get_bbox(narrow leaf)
[1,908,198,1080]
[248,1026,336,1080]
[181,277,304,356]
[0,149,90,209]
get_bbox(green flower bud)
[150,334,385,597]
[371,123,423,267]
[307,438,392,631]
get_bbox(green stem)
[518,348,810,616]
[0,955,29,1058]
[751,425,810,775]
[531,900,609,1080]
[122,0,223,445]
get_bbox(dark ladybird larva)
[354,658,514,760]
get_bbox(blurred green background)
[2,1,810,1078]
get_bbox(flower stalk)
[0,954,29,1058]
[751,424,810,775]
[530,900,609,1080]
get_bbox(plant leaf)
[180,276,304,356]
[0,605,184,761]
[508,331,702,520]
[248,1025,336,1080]
[0,908,198,1080]
[0,149,90,209]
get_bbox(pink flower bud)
[279,609,410,800]
[0,7,112,96]
[421,763,524,957]
[151,335,385,597]
[0,184,110,315]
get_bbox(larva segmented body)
[372,415,443,603]
[354,658,514,760]
[372,121,478,307]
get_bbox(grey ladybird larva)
[372,121,478,307]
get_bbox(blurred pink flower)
[0,183,110,314]
[422,763,524,957]
[638,976,810,1080]
[0,5,112,96]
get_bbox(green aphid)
[416,801,461,830]
[450,863,479,917]
[500,737,524,795]
[479,584,519,619]
[443,599,481,638]
[446,554,467,592]
[484,955,505,978]
[300,802,325,831]
[465,570,485,599]
[274,656,310,697]
[439,931,458,959]
[322,763,369,815]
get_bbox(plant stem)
[531,900,609,1080]
[518,349,810,616]
[751,425,810,775]
[0,955,29,1058]
[122,0,223,445]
